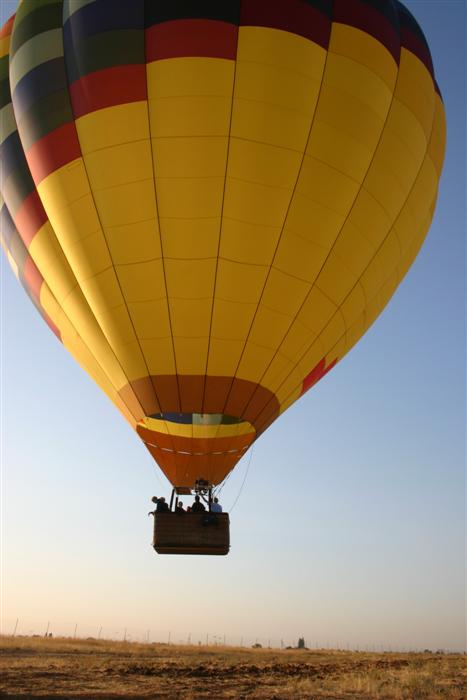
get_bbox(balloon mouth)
[136,413,256,487]
[138,412,256,443]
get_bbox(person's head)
[178,501,183,507]
[195,495,200,502]
[160,497,165,502]
[214,497,218,503]
[151,496,158,504]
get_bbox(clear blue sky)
[1,1,465,651]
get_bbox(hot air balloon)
[1,1,446,555]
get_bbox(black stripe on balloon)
[2,165,36,218]
[145,0,241,27]
[0,75,11,111]
[10,1,62,56]
[16,90,74,153]
[0,205,17,250]
[64,30,145,85]
[303,0,333,18]
[0,131,25,182]
[12,58,67,122]
[64,0,144,40]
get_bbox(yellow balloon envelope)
[0,1,446,489]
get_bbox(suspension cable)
[228,445,254,513]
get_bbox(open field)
[0,636,464,699]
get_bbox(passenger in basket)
[175,501,185,515]
[210,497,222,513]
[156,496,170,513]
[191,495,206,512]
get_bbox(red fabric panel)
[26,123,81,184]
[69,65,148,119]
[146,19,238,62]
[14,190,48,246]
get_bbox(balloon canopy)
[0,1,445,489]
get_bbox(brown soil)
[0,636,464,699]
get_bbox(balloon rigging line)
[228,445,255,513]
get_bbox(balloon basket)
[152,512,230,556]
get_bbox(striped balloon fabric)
[1,1,445,489]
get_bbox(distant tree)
[252,643,262,649]
[298,637,306,649]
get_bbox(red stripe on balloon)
[22,256,43,302]
[0,14,14,39]
[333,0,400,64]
[25,122,81,185]
[14,190,48,246]
[145,19,238,62]
[400,27,434,78]
[69,64,148,119]
[240,0,331,50]
[301,357,338,395]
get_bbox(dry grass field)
[0,635,464,699]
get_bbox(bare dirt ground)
[0,636,464,699]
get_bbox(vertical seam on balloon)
[253,63,439,432]
[218,4,335,425]
[143,8,183,480]
[5,9,146,423]
[59,3,162,420]
[200,1,242,445]
[239,11,406,425]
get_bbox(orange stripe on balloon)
[14,190,48,246]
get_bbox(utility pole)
[168,631,171,645]
[13,619,19,637]
[123,628,127,642]
[45,622,50,638]
[98,626,102,640]
[74,624,77,639]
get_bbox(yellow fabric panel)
[428,95,447,176]
[236,341,275,384]
[84,140,154,192]
[315,253,359,306]
[169,298,212,338]
[92,179,157,228]
[142,417,254,439]
[324,52,394,121]
[206,337,245,376]
[238,27,325,80]
[348,189,392,249]
[359,253,385,301]
[339,282,367,328]
[295,156,360,217]
[248,305,295,351]
[38,159,92,224]
[154,136,228,178]
[156,175,224,219]
[228,138,302,189]
[105,218,162,265]
[160,218,219,260]
[147,58,234,138]
[223,176,292,228]
[128,299,171,340]
[396,49,435,140]
[0,35,10,57]
[29,221,77,301]
[331,220,378,278]
[233,27,325,151]
[212,297,256,338]
[215,258,268,304]
[293,285,337,336]
[329,24,398,90]
[76,102,150,154]
[116,259,166,303]
[261,268,310,316]
[389,98,428,164]
[219,218,280,266]
[307,119,375,183]
[261,352,296,394]
[141,337,177,375]
[285,192,346,250]
[274,229,328,282]
[164,258,216,300]
[264,320,311,370]
[40,284,137,427]
[172,338,210,375]
[64,230,112,282]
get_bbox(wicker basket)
[153,512,230,555]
